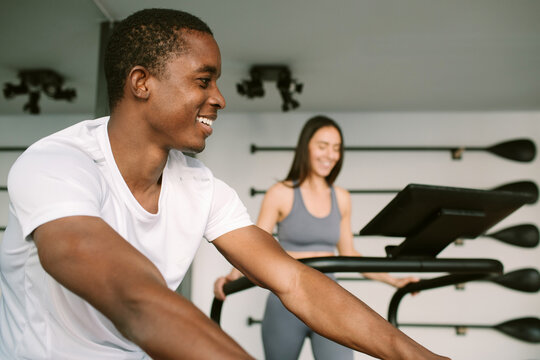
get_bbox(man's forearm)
[34,218,253,360]
[122,286,253,360]
[215,226,449,359]
[278,265,448,360]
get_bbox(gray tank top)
[277,185,341,252]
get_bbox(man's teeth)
[197,117,214,127]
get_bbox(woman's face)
[308,126,342,178]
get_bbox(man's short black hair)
[104,8,213,110]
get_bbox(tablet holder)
[359,183,534,259]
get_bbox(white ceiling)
[1,0,540,116]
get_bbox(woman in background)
[214,115,418,360]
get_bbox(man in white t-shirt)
[0,8,448,360]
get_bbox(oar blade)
[491,268,540,293]
[486,139,536,162]
[494,317,540,343]
[492,181,538,204]
[487,224,539,248]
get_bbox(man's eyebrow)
[196,65,218,74]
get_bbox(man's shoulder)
[9,119,107,183]
[26,117,107,156]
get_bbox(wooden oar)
[489,268,540,293]
[0,146,27,152]
[250,138,536,162]
[398,317,540,343]
[453,268,540,293]
[250,181,538,204]
[454,224,539,248]
[247,316,540,343]
[337,268,540,293]
[484,224,539,248]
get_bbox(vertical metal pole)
[176,266,193,300]
[94,21,115,118]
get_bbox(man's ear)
[128,66,151,100]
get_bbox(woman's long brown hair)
[284,115,344,187]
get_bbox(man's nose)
[210,86,226,109]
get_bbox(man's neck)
[107,112,169,213]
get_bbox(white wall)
[195,112,540,360]
[1,112,539,359]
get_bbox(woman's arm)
[214,267,244,300]
[214,182,292,300]
[255,182,291,233]
[334,186,419,288]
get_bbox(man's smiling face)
[146,30,226,153]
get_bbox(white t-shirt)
[0,117,252,359]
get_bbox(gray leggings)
[261,275,354,360]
